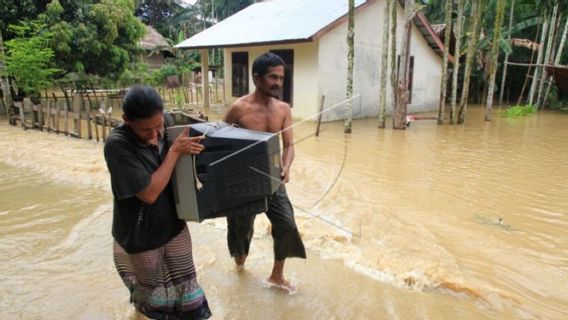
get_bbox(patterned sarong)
[113,225,212,320]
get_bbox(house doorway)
[270,49,294,106]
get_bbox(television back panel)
[167,122,281,221]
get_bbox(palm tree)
[390,0,398,117]
[458,0,483,124]
[394,0,416,130]
[438,0,452,125]
[536,4,558,108]
[484,0,506,121]
[498,0,516,106]
[345,0,355,133]
[379,0,392,128]
[450,0,465,124]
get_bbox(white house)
[176,0,445,121]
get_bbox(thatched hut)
[139,25,174,69]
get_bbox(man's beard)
[267,86,280,98]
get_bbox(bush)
[502,104,537,118]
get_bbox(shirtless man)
[224,52,306,293]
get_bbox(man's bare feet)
[266,276,297,295]
[234,255,247,272]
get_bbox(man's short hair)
[252,52,285,78]
[122,85,164,120]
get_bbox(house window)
[397,55,415,104]
[232,52,249,97]
[269,49,294,105]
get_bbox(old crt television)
[167,122,281,221]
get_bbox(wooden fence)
[13,93,119,142]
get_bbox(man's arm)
[223,101,242,125]
[136,128,204,204]
[280,104,294,183]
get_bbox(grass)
[502,104,537,118]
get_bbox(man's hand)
[170,127,205,156]
[281,167,290,184]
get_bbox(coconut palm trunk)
[393,0,415,130]
[458,0,483,124]
[528,13,549,106]
[390,0,398,115]
[498,0,515,106]
[0,32,13,124]
[450,0,465,124]
[438,0,452,125]
[536,4,558,108]
[345,0,355,133]
[484,0,506,122]
[378,0,391,128]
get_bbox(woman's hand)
[170,127,205,156]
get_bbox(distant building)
[139,25,174,69]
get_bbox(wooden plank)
[64,100,69,136]
[46,99,52,132]
[82,94,92,140]
[316,95,325,137]
[38,100,44,131]
[55,100,60,133]
[17,102,25,128]
[73,93,81,138]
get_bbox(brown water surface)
[1,106,567,319]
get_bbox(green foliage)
[502,104,537,118]
[45,0,145,79]
[4,20,61,98]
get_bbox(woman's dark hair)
[252,52,285,77]
[122,85,164,120]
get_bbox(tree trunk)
[498,0,515,107]
[389,0,398,117]
[0,32,13,124]
[536,4,558,108]
[378,0,391,129]
[393,0,414,130]
[458,0,483,124]
[485,0,506,122]
[450,0,465,124]
[543,15,568,107]
[528,13,549,106]
[438,0,452,125]
[345,0,355,133]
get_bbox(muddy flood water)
[1,106,567,319]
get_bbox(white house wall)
[318,0,442,122]
[223,42,319,120]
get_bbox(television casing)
[167,122,281,222]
